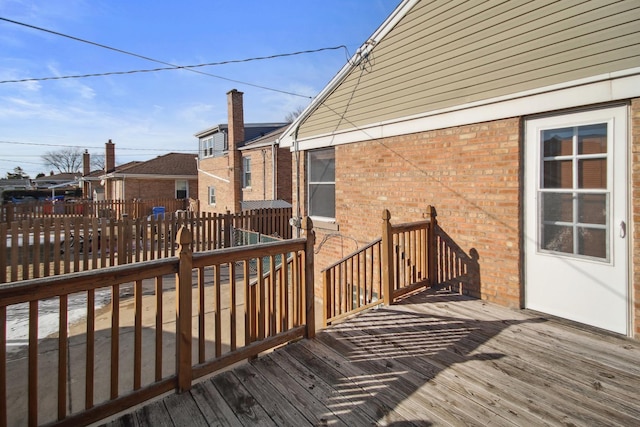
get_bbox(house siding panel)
[298,0,640,138]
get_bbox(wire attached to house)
[0,16,347,98]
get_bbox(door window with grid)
[539,123,609,260]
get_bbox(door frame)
[523,103,631,336]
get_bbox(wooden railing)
[0,208,293,283]
[323,207,437,326]
[0,219,315,427]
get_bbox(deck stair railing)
[0,219,315,427]
[322,206,437,326]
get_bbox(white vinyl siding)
[298,0,640,139]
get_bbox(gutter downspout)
[293,125,301,238]
[272,139,277,199]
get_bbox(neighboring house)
[196,89,290,213]
[279,0,640,338]
[0,179,31,191]
[33,172,80,191]
[99,140,198,201]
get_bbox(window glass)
[243,157,251,188]
[208,186,216,205]
[308,148,335,219]
[176,180,188,199]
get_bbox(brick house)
[195,89,291,213]
[99,140,198,201]
[280,0,640,337]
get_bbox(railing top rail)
[0,258,178,307]
[193,237,306,268]
[390,219,431,233]
[321,237,382,273]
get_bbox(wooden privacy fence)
[1,198,193,223]
[322,207,437,326]
[0,220,315,427]
[0,208,293,283]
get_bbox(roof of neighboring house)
[106,153,197,177]
[34,173,81,189]
[241,199,292,210]
[240,126,288,150]
[0,178,31,189]
[195,123,288,147]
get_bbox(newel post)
[223,210,232,248]
[427,205,438,288]
[176,226,193,393]
[382,209,394,306]
[302,217,316,339]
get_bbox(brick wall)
[113,178,197,201]
[241,150,274,202]
[198,155,234,214]
[631,98,640,338]
[300,117,522,308]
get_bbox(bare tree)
[41,147,84,173]
[284,105,307,123]
[91,153,105,171]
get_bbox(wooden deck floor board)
[314,327,524,427]
[326,310,546,427]
[281,339,422,426]
[250,353,351,427]
[209,371,277,427]
[108,290,640,427]
[190,379,243,427]
[404,298,640,402]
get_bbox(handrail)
[323,206,437,326]
[321,237,382,273]
[0,220,315,427]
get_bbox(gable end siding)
[299,0,640,139]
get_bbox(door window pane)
[578,158,606,189]
[543,128,573,156]
[543,160,572,188]
[542,224,573,254]
[578,227,606,258]
[542,192,573,223]
[578,124,606,154]
[578,194,606,225]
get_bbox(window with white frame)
[199,132,228,159]
[243,157,251,188]
[308,148,335,219]
[208,186,216,205]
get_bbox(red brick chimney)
[227,89,244,213]
[105,139,115,173]
[105,139,115,200]
[83,149,90,176]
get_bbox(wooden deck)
[103,290,640,426]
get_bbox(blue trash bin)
[152,206,165,220]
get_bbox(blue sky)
[0,0,400,178]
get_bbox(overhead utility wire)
[0,16,345,98]
[0,140,196,153]
[0,46,346,91]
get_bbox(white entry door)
[525,106,629,335]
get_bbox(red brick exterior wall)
[631,98,640,338]
[300,118,522,308]
[241,147,291,203]
[198,155,234,213]
[111,178,197,202]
